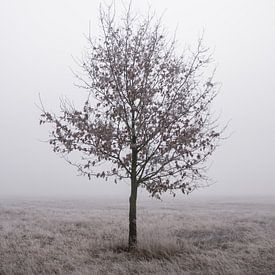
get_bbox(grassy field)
[0,196,274,274]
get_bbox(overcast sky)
[0,0,274,199]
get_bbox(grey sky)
[0,0,274,198]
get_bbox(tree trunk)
[128,178,137,249]
[128,145,138,249]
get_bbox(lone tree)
[40,5,222,249]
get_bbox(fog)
[0,0,274,199]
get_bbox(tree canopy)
[40,5,221,199]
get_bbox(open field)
[0,197,274,274]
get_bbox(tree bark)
[128,179,137,249]
[128,145,138,249]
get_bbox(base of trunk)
[128,232,137,249]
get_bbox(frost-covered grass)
[0,197,274,274]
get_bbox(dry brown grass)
[0,197,274,274]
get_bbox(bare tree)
[40,4,222,249]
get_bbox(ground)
[0,196,274,274]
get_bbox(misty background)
[0,0,274,199]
